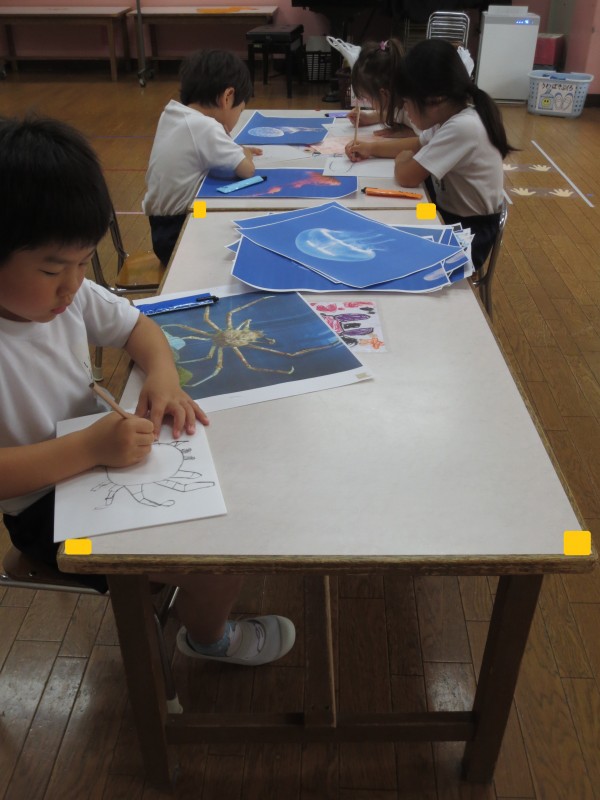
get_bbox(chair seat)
[246,24,303,43]
[3,545,93,589]
[114,252,164,291]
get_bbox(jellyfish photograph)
[295,229,394,262]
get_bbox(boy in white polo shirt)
[143,49,261,265]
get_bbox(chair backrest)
[470,197,508,318]
[91,204,164,296]
[426,11,470,49]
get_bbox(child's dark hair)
[397,39,514,158]
[180,49,253,107]
[0,115,111,266]
[351,39,405,129]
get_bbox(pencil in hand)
[89,382,131,420]
[353,105,360,146]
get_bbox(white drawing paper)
[323,156,395,178]
[54,417,226,541]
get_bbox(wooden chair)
[470,197,509,319]
[0,545,182,713]
[90,208,165,380]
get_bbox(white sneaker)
[177,615,296,666]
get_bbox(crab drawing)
[92,440,214,508]
[162,295,337,388]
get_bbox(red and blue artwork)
[197,168,358,200]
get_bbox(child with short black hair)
[143,49,262,266]
[0,114,294,666]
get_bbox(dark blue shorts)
[4,491,108,593]
[438,207,501,271]
[149,214,187,266]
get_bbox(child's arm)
[346,109,379,127]
[234,146,262,179]
[125,313,209,438]
[394,150,431,188]
[345,135,421,162]
[0,414,154,501]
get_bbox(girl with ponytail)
[346,39,419,137]
[347,38,514,269]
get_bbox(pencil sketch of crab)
[92,440,214,508]
[162,295,337,387]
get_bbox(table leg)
[304,575,336,727]
[149,24,159,72]
[108,574,173,789]
[107,21,117,81]
[121,16,131,72]
[262,43,269,85]
[5,24,17,74]
[462,573,543,783]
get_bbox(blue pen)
[140,293,219,316]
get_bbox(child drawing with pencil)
[347,38,513,269]
[345,39,420,139]
[143,49,262,267]
[0,115,295,666]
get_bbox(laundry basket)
[527,71,593,118]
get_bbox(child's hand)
[345,140,373,161]
[136,375,209,439]
[346,109,378,127]
[86,413,155,468]
[243,146,263,159]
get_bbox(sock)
[187,621,241,657]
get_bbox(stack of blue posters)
[234,112,333,146]
[230,202,473,294]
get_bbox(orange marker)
[362,187,423,200]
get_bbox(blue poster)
[241,204,463,288]
[234,112,333,145]
[155,292,363,397]
[231,236,452,293]
[197,169,358,200]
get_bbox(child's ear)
[218,87,236,108]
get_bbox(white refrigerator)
[475,5,540,101]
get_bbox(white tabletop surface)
[202,110,423,211]
[97,209,583,565]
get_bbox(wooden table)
[59,209,595,789]
[0,6,131,81]
[131,5,277,65]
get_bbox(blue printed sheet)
[197,169,358,200]
[234,112,333,145]
[229,204,472,294]
[237,204,464,289]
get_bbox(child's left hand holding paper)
[136,373,209,439]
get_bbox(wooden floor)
[1,66,600,799]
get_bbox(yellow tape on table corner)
[65,538,93,555]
